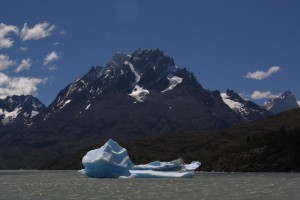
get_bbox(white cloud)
[52,42,60,46]
[47,65,57,71]
[297,101,300,107]
[245,66,280,80]
[20,22,55,41]
[0,23,19,49]
[250,91,279,100]
[43,51,59,65]
[0,73,47,98]
[0,54,16,71]
[18,47,28,51]
[15,58,31,73]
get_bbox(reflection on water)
[0,171,299,200]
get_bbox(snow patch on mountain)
[221,93,249,115]
[85,104,91,110]
[129,85,149,102]
[1,107,22,125]
[31,110,39,118]
[298,101,300,107]
[124,61,141,82]
[162,75,183,93]
[58,99,71,111]
[263,90,299,114]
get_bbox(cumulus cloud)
[0,23,19,49]
[52,42,60,46]
[20,22,55,41]
[15,58,31,73]
[250,91,279,100]
[0,73,47,98]
[18,47,28,51]
[245,66,280,80]
[47,65,57,71]
[0,54,16,71]
[43,51,59,65]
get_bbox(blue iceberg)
[132,159,201,171]
[79,139,201,178]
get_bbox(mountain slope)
[0,48,244,169]
[221,89,272,121]
[33,49,241,135]
[263,90,299,114]
[42,108,300,171]
[0,95,45,127]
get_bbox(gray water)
[0,171,299,200]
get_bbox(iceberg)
[79,139,133,178]
[79,139,201,178]
[132,158,201,171]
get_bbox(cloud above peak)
[0,22,57,49]
[0,54,16,71]
[20,22,55,41]
[15,58,31,73]
[245,66,280,80]
[0,23,19,49]
[250,90,279,100]
[0,73,47,98]
[43,51,59,65]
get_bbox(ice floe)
[79,139,201,178]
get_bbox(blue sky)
[0,0,299,106]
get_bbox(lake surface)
[0,171,299,200]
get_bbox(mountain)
[263,90,299,114]
[0,48,245,169]
[32,48,242,135]
[221,89,272,121]
[0,95,45,127]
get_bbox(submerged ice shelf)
[79,139,201,178]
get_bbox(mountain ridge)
[263,90,299,114]
[0,95,45,128]
[0,48,297,171]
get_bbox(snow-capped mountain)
[263,90,300,114]
[0,48,286,170]
[44,49,197,116]
[30,49,241,139]
[221,89,272,121]
[0,95,45,127]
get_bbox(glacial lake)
[0,171,299,200]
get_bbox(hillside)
[42,108,300,172]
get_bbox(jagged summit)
[47,49,200,116]
[33,48,240,132]
[221,89,272,121]
[0,95,45,126]
[263,90,299,114]
[0,49,259,169]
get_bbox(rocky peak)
[225,89,243,102]
[221,89,271,121]
[0,95,45,126]
[280,90,293,98]
[263,90,299,114]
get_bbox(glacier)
[79,139,201,178]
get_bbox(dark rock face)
[0,49,244,169]
[34,48,240,134]
[263,90,299,114]
[221,89,272,121]
[0,95,45,127]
